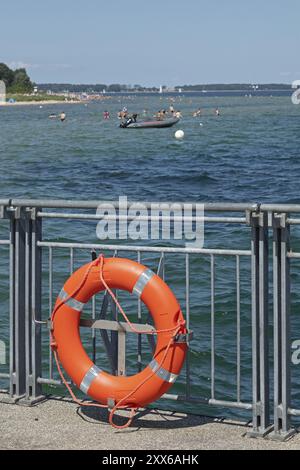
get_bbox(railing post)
[269,213,296,440]
[3,206,27,402]
[247,210,272,437]
[8,207,45,405]
[28,208,44,403]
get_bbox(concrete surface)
[0,393,299,450]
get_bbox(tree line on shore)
[0,63,34,93]
[38,83,160,93]
[38,83,291,93]
[0,62,292,95]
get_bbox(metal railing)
[1,198,300,440]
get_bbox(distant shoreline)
[37,82,292,94]
[0,100,85,107]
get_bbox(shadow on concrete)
[35,396,251,432]
[77,405,249,431]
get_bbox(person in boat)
[155,110,162,120]
[120,113,138,128]
[175,110,182,119]
[118,110,127,120]
[60,112,66,122]
[155,109,167,121]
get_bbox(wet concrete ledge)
[0,393,299,450]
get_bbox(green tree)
[107,84,122,92]
[0,63,14,88]
[10,68,33,93]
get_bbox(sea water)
[0,92,299,420]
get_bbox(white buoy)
[175,129,184,140]
[199,122,203,126]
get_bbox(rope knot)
[50,340,57,351]
[92,253,104,267]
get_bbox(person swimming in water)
[60,112,66,122]
[193,108,202,117]
[215,108,220,116]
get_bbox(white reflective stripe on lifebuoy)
[149,359,178,383]
[59,288,85,312]
[80,364,102,394]
[132,269,155,298]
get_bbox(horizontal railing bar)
[0,199,10,206]
[208,399,252,410]
[287,218,300,225]
[10,198,259,212]
[80,318,155,334]
[288,408,300,416]
[36,211,246,224]
[287,252,300,259]
[37,377,72,386]
[0,373,9,379]
[6,198,300,213]
[161,393,180,401]
[260,204,300,213]
[38,241,251,256]
[163,395,252,410]
[0,240,10,245]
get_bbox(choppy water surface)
[0,92,300,420]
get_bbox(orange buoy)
[51,256,187,410]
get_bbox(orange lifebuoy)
[51,256,187,409]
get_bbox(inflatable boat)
[120,117,179,129]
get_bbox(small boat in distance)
[120,117,179,129]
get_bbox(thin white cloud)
[8,61,71,70]
[8,61,40,70]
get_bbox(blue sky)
[1,0,299,85]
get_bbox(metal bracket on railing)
[245,203,261,226]
[174,331,193,343]
[273,212,287,228]
[5,205,21,219]
[247,210,265,228]
[25,207,38,220]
